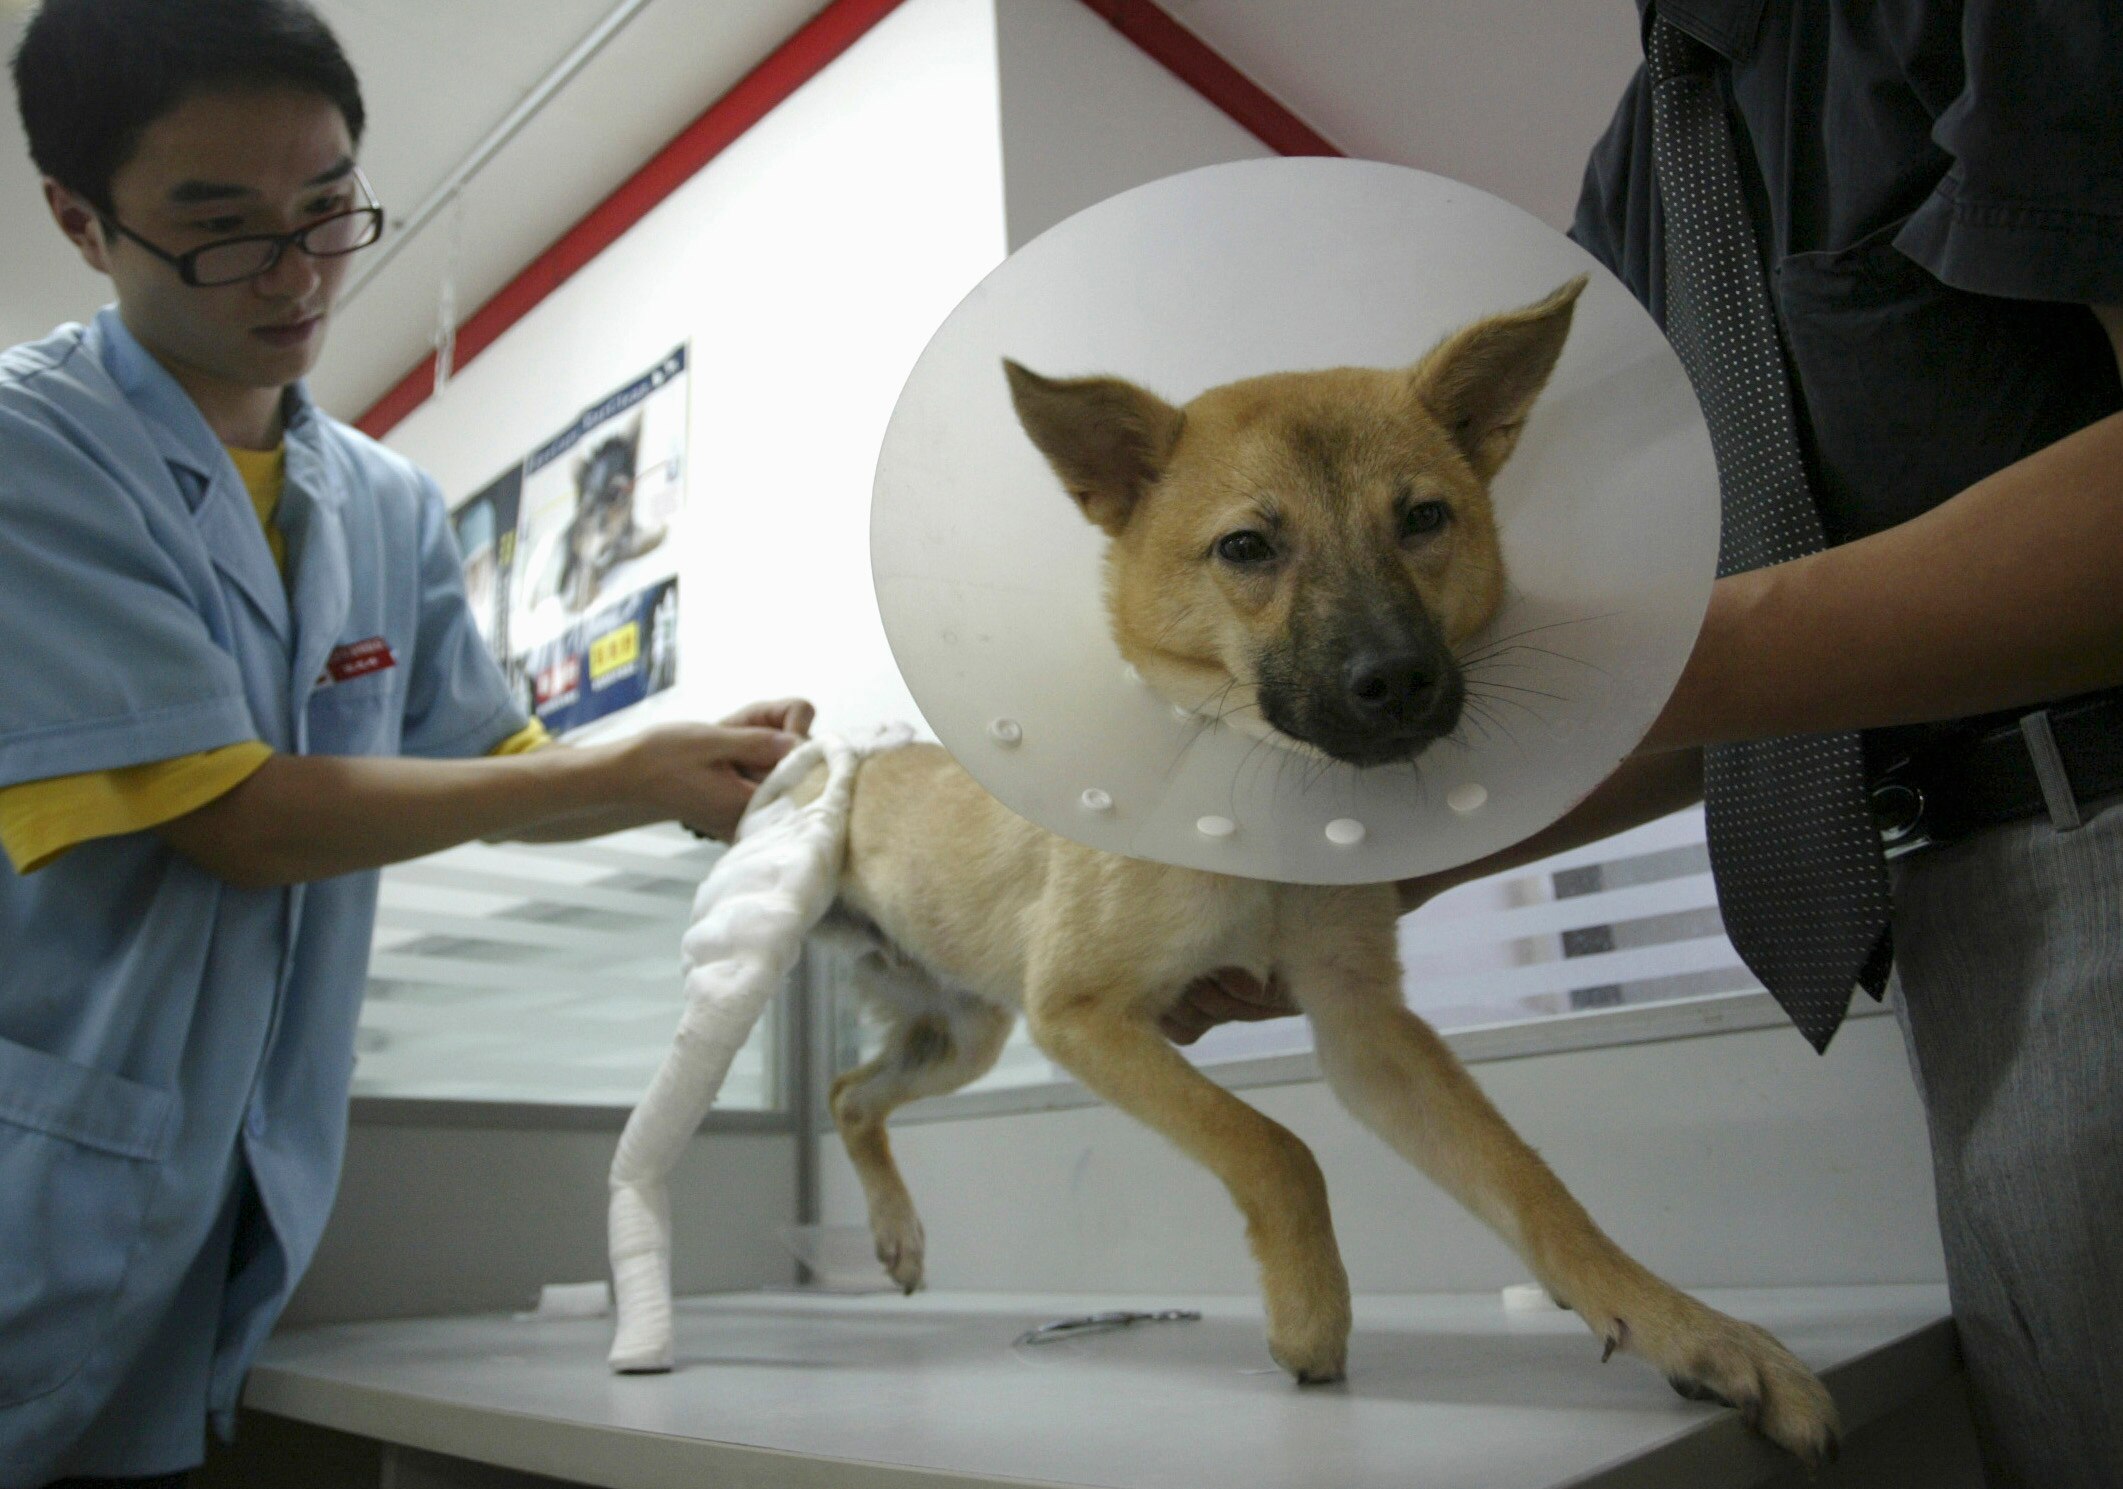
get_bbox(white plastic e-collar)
[872,159,1717,885]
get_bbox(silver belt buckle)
[1870,779,1932,859]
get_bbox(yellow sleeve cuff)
[0,741,274,874]
[489,718,552,756]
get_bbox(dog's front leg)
[1023,971,1351,1382]
[1285,887,1840,1467]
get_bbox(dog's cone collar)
[873,160,1717,885]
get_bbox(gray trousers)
[1890,793,2122,1488]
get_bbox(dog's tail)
[606,725,910,1373]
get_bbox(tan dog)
[818,277,1839,1466]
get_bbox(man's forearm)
[1645,407,2123,753]
[1396,748,1703,912]
[161,745,644,887]
[496,795,669,844]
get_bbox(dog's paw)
[1267,1331,1347,1385]
[870,1204,926,1295]
[1605,1301,1840,1469]
[1264,1291,1350,1385]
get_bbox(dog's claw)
[870,1207,926,1295]
[1666,1372,1731,1405]
[1601,1317,1629,1363]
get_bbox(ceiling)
[0,0,1640,423]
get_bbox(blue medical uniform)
[0,309,526,1484]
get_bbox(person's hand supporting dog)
[159,701,815,888]
[1159,967,1293,1046]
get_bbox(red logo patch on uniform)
[320,637,397,686]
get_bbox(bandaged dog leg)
[607,733,876,1372]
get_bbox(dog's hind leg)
[830,963,1015,1293]
[1284,886,1840,1467]
[1022,972,1351,1383]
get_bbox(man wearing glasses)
[0,3,810,1483]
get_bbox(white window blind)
[833,806,1760,1092]
[357,827,778,1108]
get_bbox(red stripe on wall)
[1072,0,1340,158]
[356,0,909,437]
[355,0,1335,438]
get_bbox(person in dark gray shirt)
[1566,8,2121,1483]
[1171,5,2122,1482]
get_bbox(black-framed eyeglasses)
[104,169,387,288]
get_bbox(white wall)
[995,0,1273,250]
[386,0,1009,740]
[1171,0,1645,230]
[289,1125,797,1327]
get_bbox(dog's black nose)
[1344,649,1438,722]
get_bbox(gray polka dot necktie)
[1647,14,1892,1053]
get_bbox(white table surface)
[247,1284,1956,1489]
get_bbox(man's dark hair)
[12,0,365,211]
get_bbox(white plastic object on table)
[872,158,1718,885]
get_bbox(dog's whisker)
[1468,611,1621,649]
[1464,678,1570,703]
[1459,638,1573,667]
[1157,706,1222,787]
[1458,614,1618,669]
[1249,734,1284,799]
[1462,698,1524,752]
[1464,686,1555,726]
[1454,709,1495,749]
[1459,642,1615,681]
[1190,677,1238,717]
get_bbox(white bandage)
[606,729,898,1372]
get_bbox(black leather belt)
[1869,690,2123,857]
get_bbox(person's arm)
[159,719,796,889]
[488,698,816,846]
[1645,395,2123,754]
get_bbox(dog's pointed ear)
[1410,274,1586,481]
[1004,359,1184,537]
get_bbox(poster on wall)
[451,463,523,691]
[500,345,690,735]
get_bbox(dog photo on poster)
[506,346,689,735]
[450,462,526,705]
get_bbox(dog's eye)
[1215,530,1277,566]
[1400,500,1450,540]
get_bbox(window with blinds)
[356,826,779,1108]
[359,808,1752,1111]
[830,806,1760,1093]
